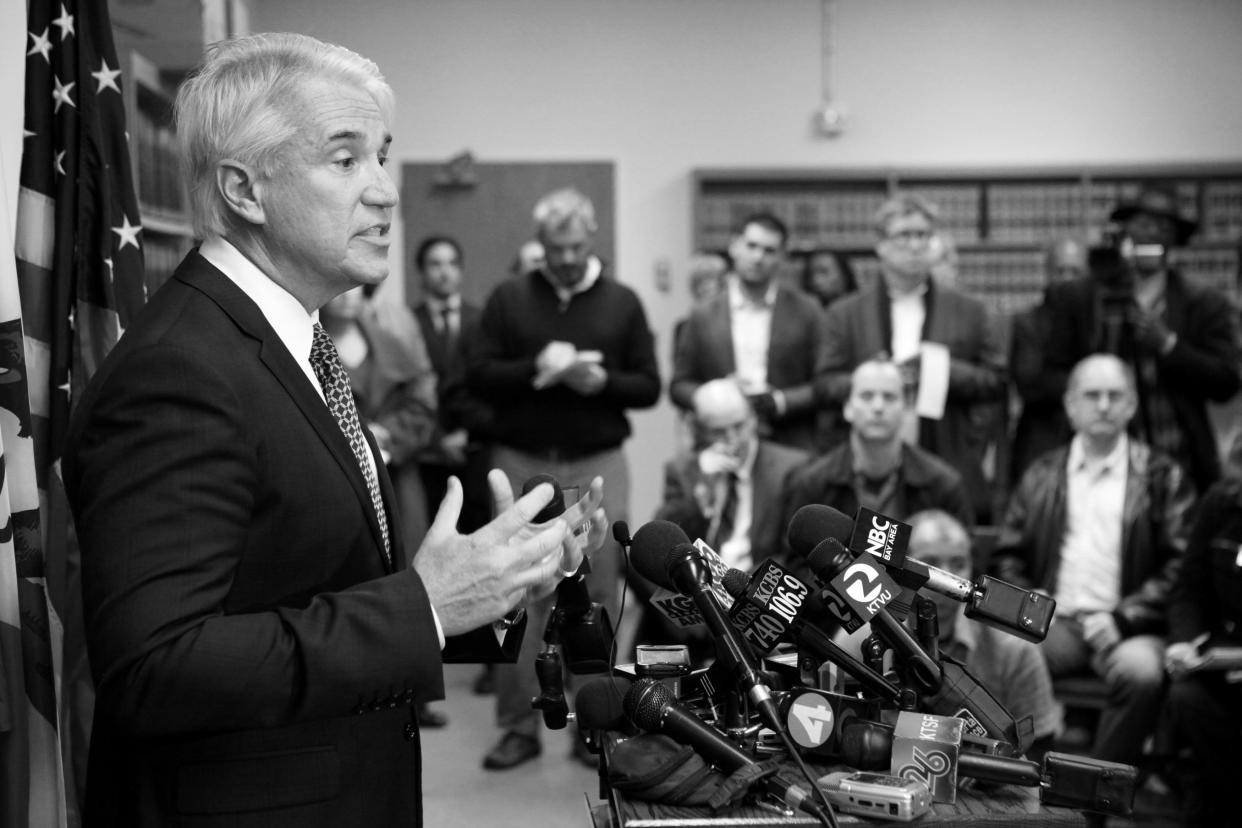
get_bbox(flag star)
[27,28,52,62]
[52,75,76,112]
[54,150,66,175]
[92,60,122,94]
[112,216,142,250]
[52,5,76,40]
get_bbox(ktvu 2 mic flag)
[5,1,146,825]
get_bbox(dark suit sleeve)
[68,344,446,738]
[1161,286,1242,402]
[818,300,860,403]
[945,298,1008,402]
[670,309,704,411]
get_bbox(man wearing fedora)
[1041,183,1241,494]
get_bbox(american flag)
[4,1,147,825]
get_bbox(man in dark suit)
[62,33,602,828]
[819,194,1007,521]
[671,212,829,452]
[410,235,492,535]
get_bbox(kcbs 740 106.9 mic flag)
[5,1,148,826]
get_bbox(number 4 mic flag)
[5,1,147,825]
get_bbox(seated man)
[781,359,973,538]
[633,378,810,657]
[832,509,1061,757]
[993,353,1192,766]
[1164,471,1242,827]
[905,510,1061,758]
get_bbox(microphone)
[838,714,1137,815]
[576,676,634,732]
[789,505,1055,643]
[624,678,833,824]
[840,712,1039,802]
[524,474,614,675]
[629,521,783,734]
[719,563,900,703]
[796,534,942,696]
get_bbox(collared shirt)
[200,237,322,399]
[542,256,602,311]
[714,439,759,572]
[425,293,462,338]
[1055,434,1128,614]
[888,281,928,365]
[727,276,778,395]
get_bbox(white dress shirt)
[1055,435,1128,615]
[727,276,777,395]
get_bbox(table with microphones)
[525,474,1133,827]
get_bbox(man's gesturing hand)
[414,473,570,637]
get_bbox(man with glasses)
[818,194,1007,521]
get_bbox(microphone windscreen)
[523,473,564,524]
[721,568,749,599]
[575,676,633,731]
[786,504,853,557]
[623,677,673,731]
[629,520,691,590]
[838,719,894,770]
[807,537,850,578]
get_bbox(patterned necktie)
[309,322,392,566]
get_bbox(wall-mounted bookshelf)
[693,166,1242,316]
[126,51,194,293]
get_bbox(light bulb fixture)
[814,0,847,138]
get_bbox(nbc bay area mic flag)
[5,0,147,825]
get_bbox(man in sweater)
[468,187,661,769]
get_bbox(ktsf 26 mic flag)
[4,1,147,825]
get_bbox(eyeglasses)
[885,229,932,245]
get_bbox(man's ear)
[216,160,266,226]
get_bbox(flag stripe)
[13,188,53,271]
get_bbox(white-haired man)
[63,34,604,827]
[468,187,661,769]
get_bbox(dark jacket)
[1043,269,1242,494]
[1169,477,1242,646]
[671,284,829,452]
[779,440,975,550]
[993,440,1192,638]
[819,280,1008,521]
[63,252,514,828]
[467,268,661,455]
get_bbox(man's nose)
[367,164,399,207]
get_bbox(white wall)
[253,0,1242,524]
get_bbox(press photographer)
[1043,183,1241,495]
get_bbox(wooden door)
[400,160,615,307]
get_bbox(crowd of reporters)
[354,181,1240,825]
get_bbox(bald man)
[994,353,1193,766]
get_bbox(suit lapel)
[180,254,394,570]
[708,295,737,376]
